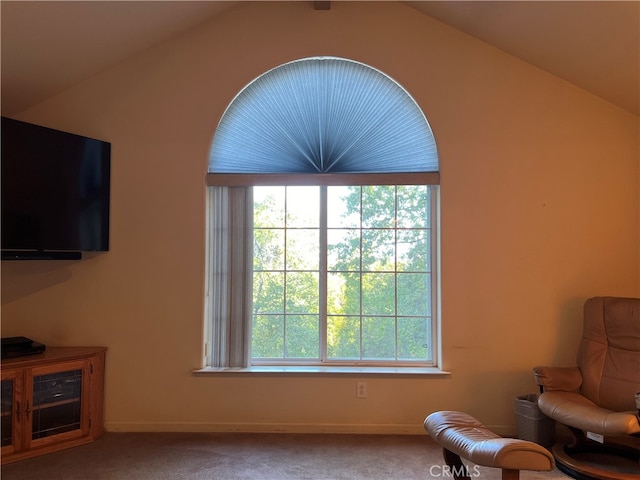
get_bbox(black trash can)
[514,393,555,448]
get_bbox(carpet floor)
[1,432,569,480]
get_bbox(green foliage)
[252,185,432,362]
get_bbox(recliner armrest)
[533,366,582,392]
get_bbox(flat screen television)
[1,117,111,260]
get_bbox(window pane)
[327,229,360,271]
[397,185,429,228]
[254,186,285,227]
[253,272,284,313]
[397,317,430,360]
[252,314,284,358]
[254,229,284,270]
[327,186,359,228]
[285,272,319,314]
[397,273,429,316]
[362,186,395,228]
[327,316,360,359]
[362,273,395,315]
[327,272,360,315]
[287,186,319,227]
[397,229,429,272]
[286,229,319,270]
[249,183,435,366]
[362,229,395,271]
[286,315,319,358]
[362,316,395,360]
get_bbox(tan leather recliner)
[533,296,640,447]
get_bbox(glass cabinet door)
[1,377,13,447]
[1,370,22,454]
[26,360,89,447]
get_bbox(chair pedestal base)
[553,440,640,480]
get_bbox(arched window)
[208,57,438,175]
[205,57,440,370]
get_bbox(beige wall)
[2,2,638,435]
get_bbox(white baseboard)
[105,422,516,437]
[105,422,427,435]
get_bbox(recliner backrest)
[577,296,640,412]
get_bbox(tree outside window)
[252,185,433,365]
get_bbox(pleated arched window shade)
[207,57,438,183]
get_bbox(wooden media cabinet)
[1,346,106,464]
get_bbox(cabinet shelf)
[32,397,81,411]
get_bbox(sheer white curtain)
[206,187,253,368]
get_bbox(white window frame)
[203,173,440,370]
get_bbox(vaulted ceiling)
[2,1,638,116]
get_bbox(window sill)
[192,365,450,378]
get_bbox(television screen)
[1,117,110,257]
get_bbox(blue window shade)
[208,57,438,174]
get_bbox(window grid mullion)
[283,188,289,359]
[319,186,328,363]
[394,185,399,362]
[359,186,364,361]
